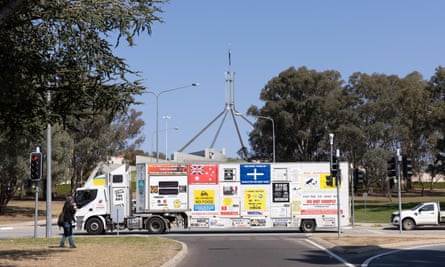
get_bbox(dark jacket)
[62,202,76,223]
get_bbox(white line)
[361,249,398,267]
[361,243,445,267]
[0,227,13,230]
[305,239,355,267]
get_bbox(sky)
[114,0,445,158]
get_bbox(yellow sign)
[320,174,341,189]
[223,197,233,206]
[244,189,266,211]
[193,190,215,211]
[93,175,106,186]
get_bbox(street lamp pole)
[256,115,275,163]
[146,83,200,162]
[163,115,171,160]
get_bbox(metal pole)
[271,118,275,163]
[34,146,41,238]
[397,149,403,234]
[34,184,38,238]
[155,95,159,162]
[46,90,52,237]
[146,83,200,162]
[350,164,355,226]
[336,148,341,237]
[255,115,275,162]
[163,115,171,160]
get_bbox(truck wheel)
[147,217,166,234]
[86,217,104,235]
[300,220,316,233]
[402,218,415,230]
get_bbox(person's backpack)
[57,207,64,227]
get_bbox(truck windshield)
[411,203,423,211]
[75,189,98,208]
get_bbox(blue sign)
[240,164,271,184]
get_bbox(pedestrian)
[59,195,77,248]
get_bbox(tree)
[248,66,346,162]
[66,108,144,191]
[426,67,445,183]
[0,0,165,140]
[0,0,166,211]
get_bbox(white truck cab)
[74,164,131,234]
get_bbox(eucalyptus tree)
[248,66,346,162]
[67,108,144,190]
[425,67,445,186]
[0,0,166,208]
[347,71,432,192]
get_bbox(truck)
[391,201,445,230]
[74,161,350,234]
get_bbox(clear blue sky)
[114,0,445,158]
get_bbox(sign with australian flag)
[240,164,271,184]
[188,164,218,184]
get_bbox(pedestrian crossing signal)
[30,152,42,181]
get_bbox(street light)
[146,83,200,162]
[163,115,171,160]
[151,127,179,158]
[255,115,275,163]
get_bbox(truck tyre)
[300,220,316,233]
[147,217,166,234]
[402,218,415,230]
[86,217,104,235]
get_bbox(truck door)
[416,203,438,225]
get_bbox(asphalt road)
[167,233,347,267]
[3,222,445,267]
[364,243,445,267]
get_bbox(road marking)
[305,238,355,267]
[0,227,13,230]
[361,243,445,267]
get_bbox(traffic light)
[387,156,396,177]
[331,155,341,186]
[30,152,42,181]
[326,175,333,187]
[331,155,339,178]
[402,155,413,178]
[354,168,365,185]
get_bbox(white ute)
[391,201,445,230]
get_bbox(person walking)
[59,195,77,248]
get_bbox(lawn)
[351,190,445,224]
[0,236,181,267]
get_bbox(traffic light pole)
[46,89,52,238]
[329,134,342,238]
[33,146,40,238]
[335,149,341,238]
[397,149,402,234]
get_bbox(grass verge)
[0,236,181,267]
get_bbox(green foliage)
[354,196,445,223]
[54,183,72,198]
[250,66,445,194]
[0,1,165,210]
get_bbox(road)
[363,243,445,267]
[166,232,347,267]
[3,222,445,267]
